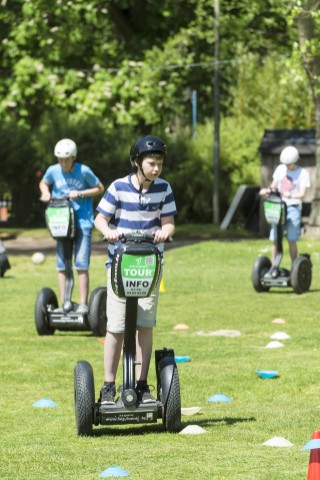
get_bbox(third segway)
[252,191,312,294]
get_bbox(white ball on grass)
[32,252,45,265]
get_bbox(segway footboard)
[97,402,160,426]
[48,310,91,331]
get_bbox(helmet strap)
[136,163,152,185]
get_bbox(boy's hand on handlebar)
[40,192,51,202]
[153,229,171,243]
[68,190,79,200]
[259,188,270,197]
[104,230,120,244]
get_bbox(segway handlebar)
[263,189,281,198]
[103,231,173,244]
[40,195,70,203]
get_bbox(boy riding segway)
[35,139,106,336]
[252,145,312,293]
[73,135,181,435]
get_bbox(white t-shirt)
[272,164,310,206]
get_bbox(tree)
[0,0,313,225]
[294,1,320,231]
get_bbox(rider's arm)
[282,185,307,200]
[94,213,119,243]
[153,216,175,243]
[39,179,51,202]
[69,181,104,200]
[259,179,278,197]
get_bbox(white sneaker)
[76,304,88,314]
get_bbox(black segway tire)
[290,255,312,294]
[162,366,182,433]
[34,288,57,335]
[251,256,271,292]
[74,361,95,436]
[88,286,107,336]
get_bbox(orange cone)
[307,431,320,479]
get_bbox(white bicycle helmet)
[54,138,77,158]
[280,146,299,165]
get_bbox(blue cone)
[256,369,278,379]
[99,466,130,477]
[32,398,58,408]
[175,356,191,363]
[301,439,320,450]
[208,394,232,403]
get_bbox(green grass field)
[1,234,320,479]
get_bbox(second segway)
[34,198,107,336]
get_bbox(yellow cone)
[160,277,166,293]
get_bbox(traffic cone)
[159,277,166,293]
[307,431,320,479]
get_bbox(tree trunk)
[295,2,320,232]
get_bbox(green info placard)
[46,206,71,238]
[121,253,157,297]
[264,200,283,225]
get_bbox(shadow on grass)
[265,289,320,294]
[193,416,256,428]
[90,416,256,437]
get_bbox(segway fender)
[75,360,95,406]
[158,357,175,406]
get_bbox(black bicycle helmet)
[130,135,166,166]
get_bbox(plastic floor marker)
[175,356,191,363]
[32,398,58,408]
[263,437,294,447]
[265,341,284,349]
[256,369,279,379]
[270,332,291,340]
[179,425,207,434]
[99,466,130,477]
[271,318,287,324]
[208,394,232,403]
[173,323,190,330]
[181,406,202,416]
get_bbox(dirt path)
[3,236,199,256]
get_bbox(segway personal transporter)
[0,239,10,277]
[251,191,312,294]
[34,198,106,336]
[74,233,182,435]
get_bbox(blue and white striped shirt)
[96,174,177,263]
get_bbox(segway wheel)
[88,286,107,336]
[251,256,271,292]
[34,287,57,335]
[290,255,312,294]
[74,361,95,436]
[163,367,182,433]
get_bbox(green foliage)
[220,117,262,196]
[166,118,262,223]
[0,0,294,129]
[230,51,314,129]
[0,1,319,226]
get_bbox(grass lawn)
[1,233,320,479]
